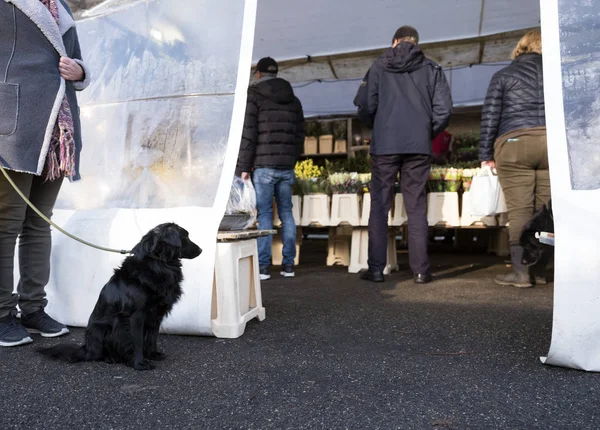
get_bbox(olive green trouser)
[495,134,551,245]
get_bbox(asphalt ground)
[1,239,598,429]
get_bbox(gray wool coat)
[0,0,90,180]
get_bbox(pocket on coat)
[0,83,19,136]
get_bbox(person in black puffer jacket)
[478,30,550,289]
[236,57,304,280]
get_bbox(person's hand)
[481,161,496,170]
[59,57,84,81]
[240,172,251,181]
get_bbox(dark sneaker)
[259,267,271,281]
[414,273,432,285]
[280,265,295,278]
[21,309,69,338]
[360,270,384,283]
[0,315,33,347]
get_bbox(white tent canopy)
[253,0,541,62]
[253,0,540,111]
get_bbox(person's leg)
[495,138,536,287]
[0,172,32,318]
[274,169,296,275]
[531,134,552,283]
[367,155,399,277]
[17,176,63,315]
[0,171,34,346]
[400,155,431,279]
[533,134,551,211]
[252,169,275,278]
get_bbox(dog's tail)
[38,344,87,363]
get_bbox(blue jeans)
[252,168,296,269]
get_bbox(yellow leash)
[0,165,130,255]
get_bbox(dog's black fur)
[520,200,554,267]
[39,223,201,370]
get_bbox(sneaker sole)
[0,336,33,347]
[494,280,533,288]
[259,275,271,281]
[26,327,70,338]
[280,272,295,278]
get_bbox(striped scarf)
[40,0,76,181]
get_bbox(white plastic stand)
[301,194,330,227]
[460,192,498,227]
[272,227,302,266]
[427,192,460,227]
[360,193,393,226]
[391,194,408,226]
[273,195,302,227]
[212,238,266,339]
[348,227,398,275]
[327,226,352,266]
[330,194,361,226]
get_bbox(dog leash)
[0,164,131,255]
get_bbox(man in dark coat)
[359,26,452,284]
[237,57,305,281]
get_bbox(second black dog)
[520,200,554,267]
[39,223,201,370]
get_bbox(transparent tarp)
[57,0,244,209]
[541,0,600,371]
[44,0,256,335]
[558,0,600,190]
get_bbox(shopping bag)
[219,176,257,230]
[469,167,503,217]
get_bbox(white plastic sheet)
[43,0,258,335]
[540,0,600,371]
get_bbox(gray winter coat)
[0,0,90,180]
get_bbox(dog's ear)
[131,230,158,259]
[161,226,182,249]
[156,226,182,261]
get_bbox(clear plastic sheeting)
[558,0,600,190]
[541,0,600,371]
[42,0,257,335]
[57,0,244,209]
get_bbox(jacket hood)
[251,77,296,104]
[377,42,425,73]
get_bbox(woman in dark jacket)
[479,30,549,288]
[0,0,90,347]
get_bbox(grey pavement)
[1,240,598,430]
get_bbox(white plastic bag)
[469,167,505,217]
[220,177,257,230]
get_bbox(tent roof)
[253,0,540,62]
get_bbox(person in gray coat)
[0,0,91,347]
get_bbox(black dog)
[40,223,201,370]
[520,200,554,267]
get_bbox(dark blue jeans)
[252,168,297,269]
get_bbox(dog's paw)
[149,351,167,361]
[133,359,155,371]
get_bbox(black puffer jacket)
[366,43,452,155]
[479,53,545,161]
[236,77,304,175]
